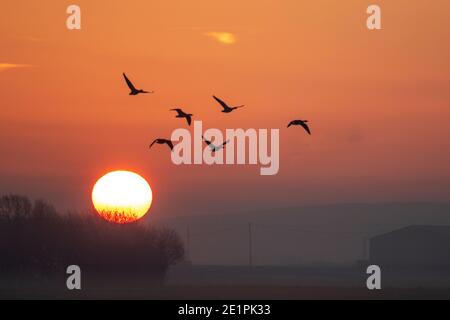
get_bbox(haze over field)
[156,203,450,266]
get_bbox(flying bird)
[213,95,245,113]
[149,139,174,151]
[123,73,154,95]
[203,136,230,154]
[170,108,193,126]
[288,120,311,135]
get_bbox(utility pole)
[186,226,191,263]
[248,222,253,268]
[363,236,369,261]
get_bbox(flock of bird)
[123,73,312,152]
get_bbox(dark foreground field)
[2,283,450,300]
[3,265,450,300]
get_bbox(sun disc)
[92,171,153,224]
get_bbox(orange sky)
[1,1,450,217]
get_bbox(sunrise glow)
[92,171,153,224]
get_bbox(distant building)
[370,225,450,269]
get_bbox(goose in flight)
[123,73,154,95]
[213,95,245,113]
[288,120,311,135]
[203,136,230,154]
[149,139,174,151]
[170,108,193,126]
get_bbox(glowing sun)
[92,171,153,224]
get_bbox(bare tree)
[0,195,32,221]
[155,228,185,266]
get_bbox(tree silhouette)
[0,195,185,287]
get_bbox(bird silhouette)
[213,96,245,113]
[123,73,154,95]
[149,139,174,151]
[288,120,311,135]
[170,108,193,126]
[203,136,230,155]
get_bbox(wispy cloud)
[205,32,237,45]
[24,36,42,42]
[0,63,34,72]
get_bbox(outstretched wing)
[215,140,229,151]
[123,73,137,91]
[149,139,158,149]
[300,122,311,135]
[287,120,296,128]
[213,95,230,110]
[203,136,212,146]
[171,108,184,116]
[165,140,174,151]
[203,136,219,150]
[186,115,192,126]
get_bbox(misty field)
[2,195,450,300]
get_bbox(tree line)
[0,195,184,286]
